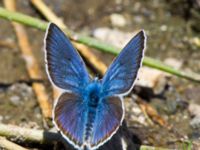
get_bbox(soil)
[0,0,200,149]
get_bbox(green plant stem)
[0,7,199,82]
[0,7,48,31]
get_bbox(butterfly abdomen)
[83,81,102,143]
[84,107,96,142]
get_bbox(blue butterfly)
[44,23,146,150]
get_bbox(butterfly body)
[84,78,101,107]
[44,23,146,150]
[82,79,102,142]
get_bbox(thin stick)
[0,124,60,144]
[0,40,15,49]
[30,0,68,99]
[137,99,167,127]
[73,42,107,74]
[140,145,172,150]
[4,0,52,118]
[0,8,199,82]
[31,0,107,75]
[0,137,28,150]
[31,0,66,29]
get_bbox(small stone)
[190,37,200,47]
[131,106,142,116]
[160,25,167,31]
[164,57,183,69]
[10,95,21,106]
[188,103,200,129]
[190,116,200,129]
[138,115,147,125]
[4,115,10,120]
[110,13,127,27]
[188,103,200,117]
[9,83,34,102]
[93,27,134,48]
[133,15,144,23]
[0,116,3,122]
[137,67,167,89]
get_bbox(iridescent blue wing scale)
[53,92,87,148]
[90,96,123,148]
[45,23,90,93]
[101,30,146,97]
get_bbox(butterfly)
[44,23,146,150]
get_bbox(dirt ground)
[0,0,200,149]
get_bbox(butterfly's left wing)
[53,92,87,149]
[101,30,146,97]
[45,23,90,94]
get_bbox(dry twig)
[30,0,108,76]
[0,40,15,49]
[137,99,168,127]
[31,0,66,30]
[72,42,107,75]
[4,0,52,118]
[0,123,60,144]
[0,136,28,150]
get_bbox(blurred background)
[0,0,200,149]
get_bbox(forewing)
[45,23,90,93]
[53,92,87,148]
[90,96,123,148]
[101,30,146,96]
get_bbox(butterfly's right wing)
[101,30,146,97]
[45,23,90,93]
[90,96,124,149]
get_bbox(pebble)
[10,95,21,106]
[189,37,200,48]
[188,103,200,129]
[188,103,200,117]
[110,13,127,27]
[137,67,167,89]
[124,98,148,126]
[0,116,3,122]
[185,87,200,102]
[9,83,34,101]
[190,116,200,129]
[164,57,183,69]
[160,25,167,32]
[133,15,144,24]
[93,27,133,48]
